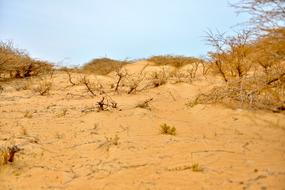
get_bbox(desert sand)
[0,61,285,190]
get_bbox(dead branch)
[96,95,118,111]
[81,76,96,97]
[65,70,76,86]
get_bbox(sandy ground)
[0,62,285,190]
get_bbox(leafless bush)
[232,0,285,29]
[150,68,169,87]
[125,74,146,94]
[63,69,78,86]
[80,76,106,97]
[170,69,191,83]
[113,66,128,92]
[96,95,118,111]
[189,62,285,111]
[33,78,53,96]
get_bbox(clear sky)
[0,0,249,66]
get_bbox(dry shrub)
[33,78,53,96]
[190,62,285,111]
[0,145,21,166]
[170,69,191,83]
[113,66,128,92]
[0,41,53,80]
[149,68,169,87]
[160,123,176,136]
[120,65,147,94]
[206,30,254,82]
[80,76,105,96]
[60,67,81,86]
[250,28,285,72]
[200,24,285,112]
[96,95,118,111]
[147,55,203,68]
[125,74,146,94]
[82,58,129,75]
[170,62,201,83]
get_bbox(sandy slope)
[0,62,285,190]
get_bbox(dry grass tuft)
[160,123,176,136]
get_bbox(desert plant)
[113,67,128,92]
[0,41,53,80]
[64,69,77,86]
[147,55,203,68]
[33,78,53,96]
[81,76,97,97]
[0,145,21,166]
[150,68,169,87]
[96,95,118,111]
[206,30,254,81]
[160,123,176,136]
[189,64,285,112]
[126,76,145,94]
[82,58,129,75]
[191,163,204,172]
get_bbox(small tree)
[206,30,253,81]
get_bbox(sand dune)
[0,62,284,190]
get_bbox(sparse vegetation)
[150,68,169,87]
[167,163,203,172]
[191,163,204,172]
[147,55,204,68]
[81,76,98,97]
[0,145,21,166]
[0,41,53,81]
[96,95,118,111]
[190,1,285,112]
[33,77,53,96]
[160,123,176,136]
[82,58,130,75]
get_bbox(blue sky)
[0,0,249,66]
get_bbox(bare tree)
[232,0,285,29]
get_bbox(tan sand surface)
[0,63,284,190]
